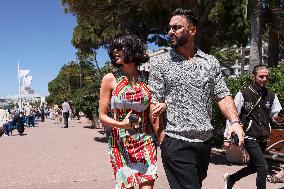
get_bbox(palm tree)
[249,0,263,71]
[266,2,284,67]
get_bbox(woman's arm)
[99,73,132,129]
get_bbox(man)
[62,99,70,128]
[224,65,284,189]
[3,111,24,136]
[17,111,25,135]
[40,103,45,122]
[24,102,34,127]
[149,8,244,189]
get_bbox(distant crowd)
[1,101,79,136]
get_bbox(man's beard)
[168,34,188,48]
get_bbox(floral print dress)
[109,69,157,189]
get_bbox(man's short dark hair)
[252,65,269,75]
[108,34,149,68]
[172,8,198,27]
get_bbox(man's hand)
[223,141,231,150]
[157,131,165,145]
[150,103,165,146]
[217,96,244,146]
[273,114,284,123]
[226,123,245,146]
[152,103,167,118]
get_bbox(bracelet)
[231,120,242,126]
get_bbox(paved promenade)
[0,119,283,189]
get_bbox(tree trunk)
[249,0,262,72]
[240,45,246,76]
[196,30,211,53]
[79,60,84,88]
[93,51,102,80]
[79,61,83,88]
[267,29,279,67]
[195,0,217,53]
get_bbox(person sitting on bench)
[3,111,25,136]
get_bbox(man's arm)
[271,94,284,123]
[210,60,244,145]
[217,96,244,145]
[149,103,164,144]
[148,58,166,144]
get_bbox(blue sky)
[0,0,161,99]
[0,0,110,98]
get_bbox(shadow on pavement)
[210,152,284,180]
[94,136,108,143]
[210,153,227,165]
[267,160,282,177]
[83,125,96,129]
[210,152,249,166]
[98,130,106,135]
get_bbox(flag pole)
[18,60,21,97]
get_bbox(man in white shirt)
[62,99,70,128]
[24,103,34,127]
[224,65,284,189]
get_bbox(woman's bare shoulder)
[101,73,117,91]
[102,73,116,82]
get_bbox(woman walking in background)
[99,34,161,189]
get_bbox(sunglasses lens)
[168,25,183,32]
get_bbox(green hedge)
[211,66,284,148]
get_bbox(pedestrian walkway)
[0,119,283,189]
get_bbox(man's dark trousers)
[161,135,212,189]
[229,139,268,189]
[63,112,69,128]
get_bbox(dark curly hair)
[172,8,198,27]
[108,34,149,68]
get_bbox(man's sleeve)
[148,59,165,103]
[233,91,244,114]
[212,58,230,99]
[271,94,282,117]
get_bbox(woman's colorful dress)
[109,69,157,189]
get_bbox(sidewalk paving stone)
[0,119,283,189]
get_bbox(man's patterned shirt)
[149,48,230,142]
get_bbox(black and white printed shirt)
[149,48,230,142]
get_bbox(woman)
[99,34,161,189]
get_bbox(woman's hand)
[120,110,141,129]
[120,110,133,129]
[152,103,167,118]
